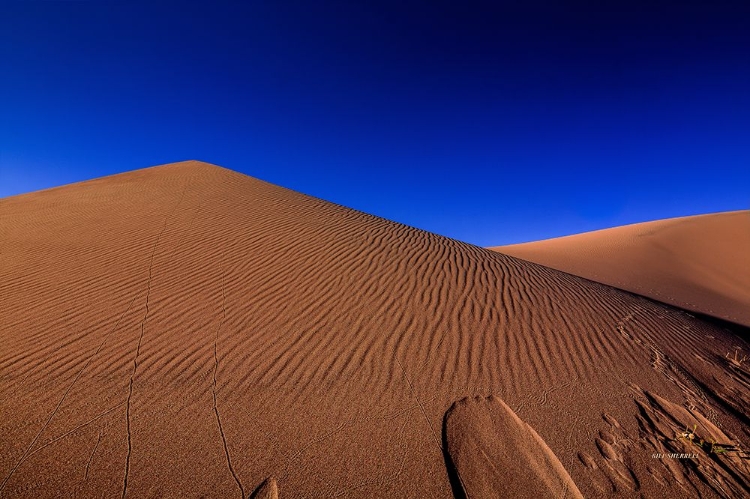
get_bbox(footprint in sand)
[443,395,583,499]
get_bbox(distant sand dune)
[492,211,750,327]
[1,161,748,497]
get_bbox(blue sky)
[1,1,748,246]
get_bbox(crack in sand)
[0,294,138,493]
[122,187,186,499]
[13,402,124,474]
[84,431,102,481]
[212,266,245,499]
[395,357,442,451]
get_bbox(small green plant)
[678,424,734,456]
[725,347,748,368]
[679,424,700,445]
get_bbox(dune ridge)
[1,161,748,497]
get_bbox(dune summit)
[492,211,750,328]
[1,161,749,497]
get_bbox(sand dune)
[1,161,749,497]
[492,211,750,327]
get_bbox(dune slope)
[1,161,749,498]
[492,211,750,327]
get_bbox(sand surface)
[1,161,749,497]
[444,395,583,498]
[493,211,750,327]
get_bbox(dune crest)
[444,395,583,499]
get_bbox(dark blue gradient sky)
[2,1,748,246]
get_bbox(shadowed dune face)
[444,395,583,499]
[492,211,750,327]
[1,161,749,497]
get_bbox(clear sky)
[1,1,748,246]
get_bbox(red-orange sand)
[445,396,583,498]
[1,161,748,498]
[493,211,750,328]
